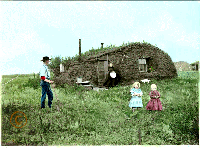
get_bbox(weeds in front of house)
[1,72,199,145]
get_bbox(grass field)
[1,71,199,145]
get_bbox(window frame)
[138,58,147,72]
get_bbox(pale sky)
[1,1,200,75]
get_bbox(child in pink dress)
[146,84,162,111]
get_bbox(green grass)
[1,71,199,145]
[177,71,199,80]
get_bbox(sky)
[1,1,200,75]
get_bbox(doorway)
[97,60,108,87]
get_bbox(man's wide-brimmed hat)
[41,56,51,62]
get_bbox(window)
[138,59,147,72]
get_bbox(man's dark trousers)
[40,80,53,108]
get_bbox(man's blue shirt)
[40,64,50,79]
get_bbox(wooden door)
[104,61,108,77]
[97,60,108,87]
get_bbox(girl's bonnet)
[132,82,140,88]
[151,84,157,90]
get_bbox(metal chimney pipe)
[79,39,81,57]
[101,43,104,49]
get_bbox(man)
[40,56,54,109]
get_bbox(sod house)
[55,41,178,88]
[190,61,199,71]
[174,61,192,71]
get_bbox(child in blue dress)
[129,82,143,112]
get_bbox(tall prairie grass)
[1,71,199,145]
